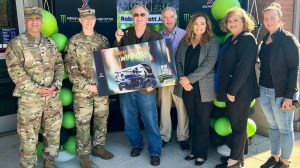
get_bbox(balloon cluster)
[37,9,77,162]
[209,99,257,148]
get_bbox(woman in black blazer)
[174,13,218,166]
[215,8,259,168]
[259,3,300,168]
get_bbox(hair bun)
[270,2,281,9]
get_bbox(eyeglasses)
[133,13,146,17]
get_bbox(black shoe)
[220,156,230,162]
[162,140,170,147]
[216,161,241,168]
[216,161,228,168]
[185,154,195,161]
[150,156,160,166]
[220,156,245,167]
[260,156,278,168]
[130,148,142,157]
[227,161,241,168]
[179,141,190,151]
[195,158,205,166]
[273,160,289,168]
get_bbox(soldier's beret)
[78,8,96,17]
[24,7,42,18]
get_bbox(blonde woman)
[259,3,300,168]
[216,8,259,168]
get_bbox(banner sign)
[54,0,117,44]
[93,39,177,96]
[116,0,179,32]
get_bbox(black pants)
[182,86,212,159]
[227,100,251,160]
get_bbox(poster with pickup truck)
[93,39,177,96]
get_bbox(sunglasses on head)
[133,13,146,17]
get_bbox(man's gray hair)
[131,4,149,16]
[161,6,177,19]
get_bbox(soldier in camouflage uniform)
[64,8,113,168]
[5,7,64,168]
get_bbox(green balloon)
[41,10,58,37]
[250,99,256,108]
[62,111,76,129]
[63,69,68,79]
[50,33,68,52]
[60,87,73,106]
[215,117,232,136]
[247,118,257,137]
[213,100,226,108]
[211,0,241,21]
[210,118,216,129]
[36,142,43,158]
[63,136,77,154]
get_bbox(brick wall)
[254,0,295,41]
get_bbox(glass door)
[0,0,22,134]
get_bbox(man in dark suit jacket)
[114,4,162,166]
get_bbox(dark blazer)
[113,26,162,94]
[114,26,162,46]
[173,37,219,102]
[259,28,300,99]
[217,31,259,102]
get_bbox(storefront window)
[0,0,18,53]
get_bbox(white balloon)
[55,150,76,162]
[217,144,231,156]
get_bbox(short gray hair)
[131,4,149,16]
[161,6,177,19]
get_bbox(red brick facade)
[254,0,295,41]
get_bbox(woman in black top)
[215,8,259,168]
[259,3,300,168]
[174,13,218,166]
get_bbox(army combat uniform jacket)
[65,31,109,93]
[5,31,64,97]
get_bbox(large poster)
[93,39,176,96]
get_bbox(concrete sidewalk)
[0,131,299,168]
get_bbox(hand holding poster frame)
[93,39,177,96]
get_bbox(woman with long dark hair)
[174,12,218,166]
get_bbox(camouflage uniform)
[64,11,110,155]
[5,7,64,168]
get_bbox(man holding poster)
[64,8,113,168]
[114,4,162,166]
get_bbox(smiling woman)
[174,12,218,166]
[216,7,259,168]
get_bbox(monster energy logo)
[183,13,190,22]
[60,15,67,24]
[207,0,214,4]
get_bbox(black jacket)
[114,26,162,46]
[217,31,259,102]
[259,28,300,99]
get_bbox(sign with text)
[93,39,177,96]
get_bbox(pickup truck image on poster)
[93,39,177,96]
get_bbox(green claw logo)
[60,15,67,24]
[183,13,190,22]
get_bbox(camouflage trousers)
[17,93,62,168]
[73,92,109,155]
